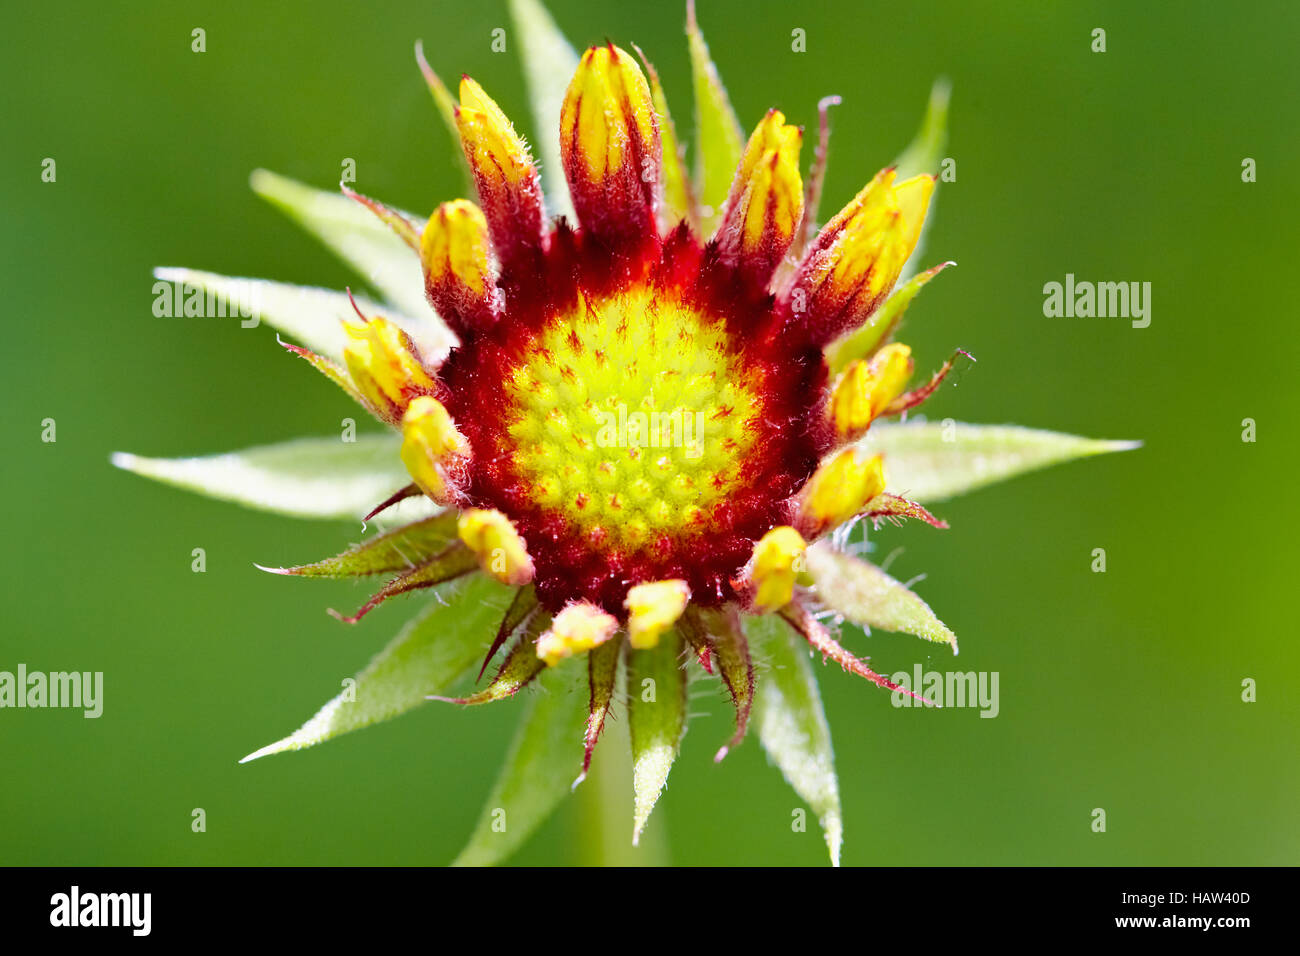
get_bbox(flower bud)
[624,579,690,649]
[536,601,619,666]
[342,316,436,423]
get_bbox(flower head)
[119,0,1137,866]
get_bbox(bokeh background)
[3,0,1298,866]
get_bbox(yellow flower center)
[503,286,761,552]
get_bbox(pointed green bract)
[806,543,957,650]
[415,40,460,143]
[261,512,457,577]
[508,0,578,222]
[825,262,954,376]
[452,658,589,866]
[635,44,697,233]
[579,638,622,783]
[239,574,513,763]
[250,169,435,321]
[687,0,744,236]
[893,78,950,280]
[861,422,1141,504]
[414,40,474,195]
[281,340,374,412]
[335,545,479,623]
[894,77,951,180]
[111,434,413,521]
[478,585,540,681]
[748,613,843,866]
[447,615,550,705]
[628,630,687,843]
[691,607,753,761]
[152,268,451,364]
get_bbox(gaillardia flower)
[117,0,1135,865]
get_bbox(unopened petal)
[795,448,887,539]
[560,44,661,254]
[457,507,535,586]
[786,171,935,347]
[342,315,436,423]
[715,110,803,283]
[420,199,497,335]
[455,76,546,267]
[828,343,914,443]
[536,601,619,666]
[744,526,807,613]
[624,579,690,649]
[400,395,468,502]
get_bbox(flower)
[117,0,1137,866]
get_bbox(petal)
[633,43,698,233]
[342,314,438,424]
[238,573,515,763]
[535,601,619,666]
[457,508,536,586]
[560,44,661,255]
[828,343,914,444]
[420,199,498,337]
[713,110,804,285]
[892,77,951,280]
[740,525,808,613]
[455,76,547,269]
[624,579,691,649]
[401,396,471,504]
[627,629,687,843]
[794,447,887,539]
[805,542,957,650]
[785,170,935,347]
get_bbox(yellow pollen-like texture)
[503,287,761,553]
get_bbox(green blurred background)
[3,0,1298,866]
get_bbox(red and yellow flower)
[120,0,1135,866]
